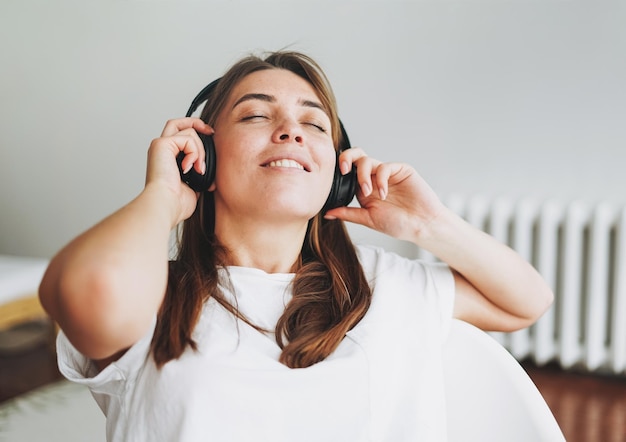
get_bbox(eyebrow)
[232,93,274,109]
[232,93,328,116]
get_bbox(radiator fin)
[435,195,626,375]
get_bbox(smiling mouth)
[266,159,306,171]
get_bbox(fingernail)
[340,161,350,175]
[362,182,371,196]
[201,161,206,175]
[379,188,386,200]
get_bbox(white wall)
[1,0,625,258]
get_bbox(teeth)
[268,159,304,170]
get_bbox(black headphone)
[177,78,357,212]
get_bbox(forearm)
[328,156,553,330]
[40,184,178,359]
[416,207,554,329]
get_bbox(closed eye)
[303,121,327,133]
[240,114,268,122]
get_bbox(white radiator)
[417,194,626,376]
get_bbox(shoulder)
[355,244,454,299]
[355,244,443,275]
[354,244,401,269]
[352,245,456,341]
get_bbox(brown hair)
[151,51,372,368]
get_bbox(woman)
[39,51,553,441]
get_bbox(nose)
[272,118,303,144]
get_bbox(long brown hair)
[151,51,372,368]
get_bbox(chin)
[262,198,324,221]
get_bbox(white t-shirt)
[57,245,455,442]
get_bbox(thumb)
[324,206,374,228]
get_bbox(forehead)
[228,69,322,106]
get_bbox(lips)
[266,159,305,170]
[262,153,311,172]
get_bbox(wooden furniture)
[0,255,50,331]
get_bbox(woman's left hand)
[327,148,554,334]
[324,148,446,244]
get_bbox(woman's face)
[211,69,337,223]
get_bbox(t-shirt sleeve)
[356,244,456,343]
[56,319,156,414]
[422,261,456,342]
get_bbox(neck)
[215,216,309,274]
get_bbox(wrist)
[412,206,465,254]
[140,182,188,230]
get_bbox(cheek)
[214,132,257,170]
[323,149,338,183]
[211,140,248,191]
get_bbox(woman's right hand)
[38,118,214,363]
[145,117,214,225]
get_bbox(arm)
[39,118,212,361]
[325,149,553,332]
[419,209,553,331]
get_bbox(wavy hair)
[151,51,372,368]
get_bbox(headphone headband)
[186,78,221,118]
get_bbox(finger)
[354,157,383,197]
[372,162,404,200]
[337,147,367,175]
[174,128,208,175]
[356,159,374,197]
[343,148,383,173]
[338,148,385,197]
[324,206,374,229]
[168,134,205,174]
[161,117,214,137]
[372,164,389,200]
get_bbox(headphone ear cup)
[177,132,216,192]
[322,162,357,212]
[321,121,358,212]
[181,78,220,192]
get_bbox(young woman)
[39,51,553,441]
